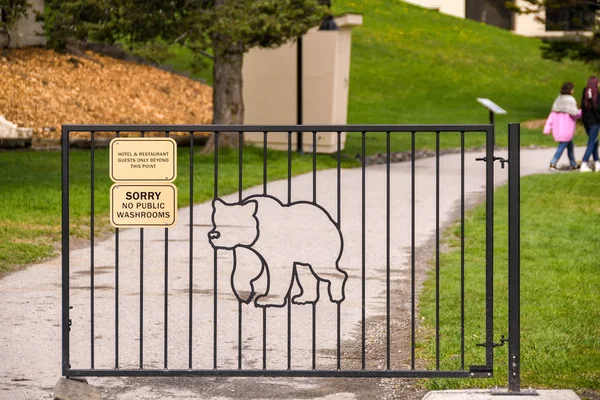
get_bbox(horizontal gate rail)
[64,369,489,378]
[62,124,496,379]
[62,124,493,132]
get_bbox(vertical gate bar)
[312,131,317,370]
[140,131,145,369]
[262,131,267,370]
[508,123,521,392]
[115,131,121,370]
[287,298,292,370]
[239,132,243,201]
[189,131,194,369]
[411,131,416,370]
[164,131,170,369]
[312,131,317,203]
[90,131,95,369]
[238,131,243,370]
[288,131,292,203]
[213,132,219,369]
[386,131,391,370]
[263,132,268,195]
[336,131,342,370]
[485,125,495,369]
[312,305,316,370]
[435,131,440,370]
[361,131,366,370]
[140,228,144,369]
[287,130,292,371]
[460,131,465,371]
[262,307,267,370]
[61,126,70,376]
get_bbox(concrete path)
[0,147,582,400]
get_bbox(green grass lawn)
[0,146,354,274]
[164,44,214,85]
[418,173,600,391]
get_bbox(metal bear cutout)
[207,195,347,308]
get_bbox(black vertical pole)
[508,123,521,393]
[297,37,304,154]
[490,111,495,126]
[61,126,70,376]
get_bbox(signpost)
[109,137,178,228]
[477,98,507,126]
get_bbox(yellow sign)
[110,138,177,182]
[110,184,177,228]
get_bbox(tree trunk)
[0,28,11,56]
[203,7,244,153]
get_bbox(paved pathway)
[0,147,579,400]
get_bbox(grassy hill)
[330,0,596,154]
[167,1,596,154]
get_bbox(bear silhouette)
[207,195,347,307]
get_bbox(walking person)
[544,82,581,170]
[580,76,600,172]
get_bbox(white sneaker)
[581,162,593,172]
[595,161,600,172]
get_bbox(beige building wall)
[405,0,592,38]
[9,0,46,48]
[243,14,362,153]
[512,0,547,37]
[403,0,465,18]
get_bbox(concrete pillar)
[242,13,363,153]
[9,0,46,48]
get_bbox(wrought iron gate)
[61,124,522,389]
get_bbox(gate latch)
[477,335,508,348]
[476,156,509,169]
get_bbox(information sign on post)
[110,138,177,182]
[477,98,507,126]
[110,183,178,228]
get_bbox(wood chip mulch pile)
[0,48,213,139]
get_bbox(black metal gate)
[61,124,522,390]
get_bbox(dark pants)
[583,124,599,162]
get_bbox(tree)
[507,0,600,67]
[0,0,31,53]
[199,0,327,149]
[40,0,328,149]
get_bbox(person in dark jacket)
[580,76,600,172]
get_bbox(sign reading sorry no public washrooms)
[109,137,178,228]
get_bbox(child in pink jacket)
[544,82,582,170]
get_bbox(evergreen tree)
[507,1,600,67]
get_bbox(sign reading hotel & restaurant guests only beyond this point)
[110,137,177,182]
[109,137,178,228]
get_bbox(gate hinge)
[476,156,509,169]
[477,335,508,348]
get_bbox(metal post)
[508,123,521,393]
[297,37,304,154]
[490,111,495,126]
[61,126,70,376]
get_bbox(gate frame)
[60,124,522,389]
